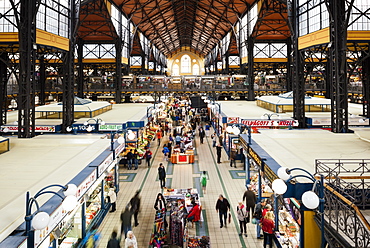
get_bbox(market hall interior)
[0,99,370,248]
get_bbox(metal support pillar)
[62,0,79,132]
[291,0,305,127]
[326,0,350,133]
[286,39,293,92]
[39,55,46,105]
[247,38,255,101]
[141,52,146,74]
[0,53,8,126]
[115,11,123,104]
[224,52,230,74]
[77,38,84,98]
[18,0,37,138]
[362,49,370,118]
[115,39,122,104]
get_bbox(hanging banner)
[241,119,299,127]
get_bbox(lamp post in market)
[25,184,78,248]
[271,167,326,248]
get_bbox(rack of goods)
[249,173,274,198]
[186,236,211,248]
[275,198,300,248]
[150,209,168,248]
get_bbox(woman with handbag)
[236,200,248,237]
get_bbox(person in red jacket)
[260,211,275,248]
[156,130,162,145]
[187,201,201,227]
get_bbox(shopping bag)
[228,213,231,223]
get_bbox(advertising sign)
[0,125,56,132]
[241,119,299,127]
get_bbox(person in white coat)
[108,186,117,212]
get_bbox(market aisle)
[97,129,264,248]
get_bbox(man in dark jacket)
[120,205,133,238]
[243,184,257,222]
[158,163,166,188]
[107,230,120,248]
[129,190,141,227]
[253,199,266,239]
[215,194,230,228]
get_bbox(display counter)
[0,137,9,154]
[170,150,194,164]
[275,199,301,248]
[186,236,211,248]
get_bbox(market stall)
[170,149,195,164]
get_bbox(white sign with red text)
[0,125,56,132]
[241,119,299,127]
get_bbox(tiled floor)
[97,129,264,248]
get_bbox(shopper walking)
[144,148,152,167]
[156,130,162,146]
[216,144,222,164]
[106,230,120,248]
[126,149,133,170]
[229,148,237,168]
[261,211,275,248]
[200,171,209,194]
[133,150,139,170]
[215,194,230,228]
[120,205,133,239]
[253,199,266,239]
[199,127,205,144]
[124,231,138,248]
[243,184,257,222]
[108,186,117,212]
[211,132,217,147]
[162,144,169,161]
[158,163,166,188]
[129,190,141,227]
[237,200,249,237]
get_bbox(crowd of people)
[88,96,276,248]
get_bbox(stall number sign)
[0,125,56,132]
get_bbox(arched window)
[192,64,199,75]
[181,55,191,73]
[172,64,179,76]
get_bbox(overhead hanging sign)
[241,119,299,127]
[0,125,56,132]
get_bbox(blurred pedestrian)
[129,190,141,227]
[106,230,120,248]
[144,148,152,167]
[120,205,133,239]
[229,148,237,168]
[124,231,137,248]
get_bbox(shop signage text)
[76,170,97,200]
[0,125,56,132]
[248,146,263,167]
[241,119,299,127]
[99,124,123,131]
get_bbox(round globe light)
[83,121,88,126]
[62,195,78,212]
[86,125,93,132]
[277,167,291,181]
[64,184,77,196]
[226,126,233,133]
[302,191,319,209]
[117,136,125,144]
[100,121,106,125]
[66,126,73,132]
[127,131,136,141]
[271,179,288,195]
[232,126,240,135]
[32,212,50,230]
